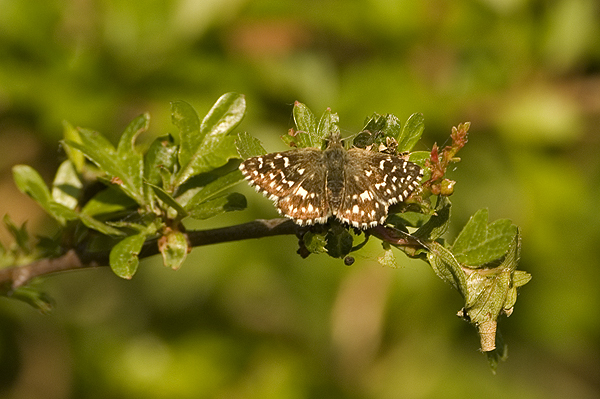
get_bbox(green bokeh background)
[1,0,600,398]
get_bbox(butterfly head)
[325,130,343,149]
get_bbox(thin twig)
[0,218,299,290]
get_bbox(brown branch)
[368,225,425,250]
[0,218,299,291]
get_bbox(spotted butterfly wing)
[239,133,423,228]
[239,148,331,225]
[337,149,423,228]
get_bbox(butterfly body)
[239,133,423,229]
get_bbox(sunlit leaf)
[12,165,77,224]
[316,107,340,145]
[452,209,517,266]
[236,131,266,158]
[64,128,145,205]
[172,100,201,168]
[77,213,125,236]
[62,121,85,172]
[292,101,317,135]
[398,113,425,152]
[199,93,246,151]
[52,160,82,210]
[115,113,149,204]
[81,186,137,217]
[174,136,240,186]
[174,94,245,186]
[109,233,147,279]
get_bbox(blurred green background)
[1,0,600,398]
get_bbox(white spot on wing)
[296,186,309,198]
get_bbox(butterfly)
[239,132,423,229]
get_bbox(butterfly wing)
[239,149,331,225]
[338,149,423,228]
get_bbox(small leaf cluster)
[11,93,247,279]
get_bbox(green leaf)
[0,242,12,268]
[362,113,404,142]
[186,192,246,220]
[62,121,85,172]
[116,113,149,202]
[77,213,125,236]
[282,130,319,149]
[64,128,145,205]
[303,231,327,254]
[13,164,52,207]
[381,114,403,141]
[236,131,266,158]
[288,103,337,149]
[117,113,150,156]
[513,269,532,288]
[172,100,201,168]
[452,209,517,266]
[183,170,244,211]
[143,135,178,188]
[147,183,188,219]
[81,186,137,217]
[8,286,54,314]
[174,94,245,186]
[109,233,147,279]
[12,165,78,224]
[14,164,125,236]
[199,93,246,151]
[316,108,340,145]
[292,101,317,135]
[464,265,511,318]
[159,230,188,270]
[52,160,82,210]
[362,113,386,132]
[398,113,425,152]
[174,136,240,186]
[3,215,31,254]
[457,230,528,352]
[407,150,431,165]
[426,241,468,293]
